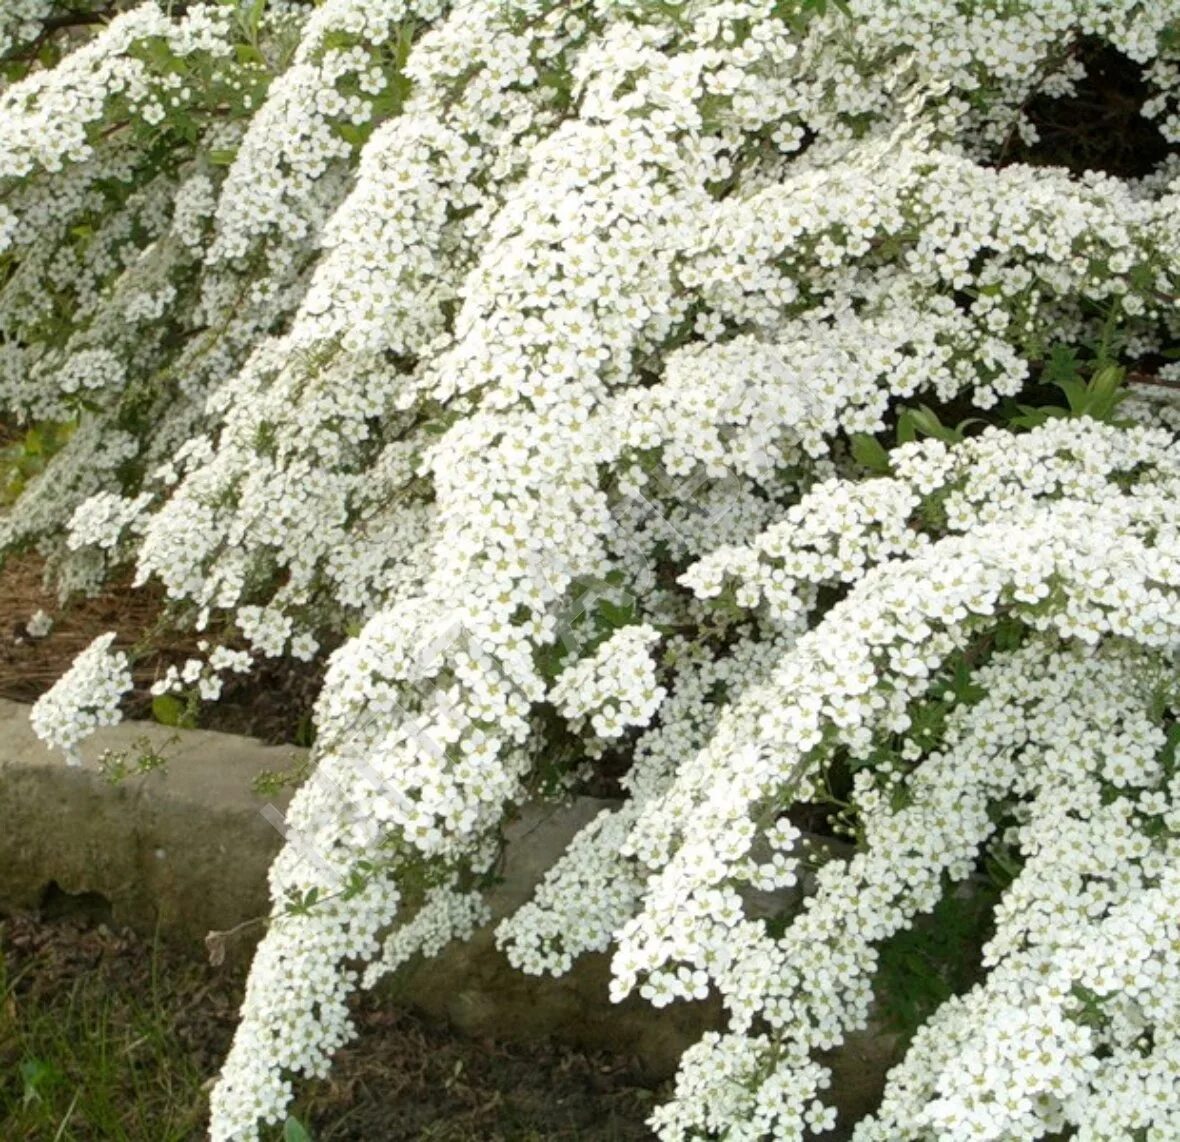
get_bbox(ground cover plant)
[2,0,1179,1138]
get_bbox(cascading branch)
[3,0,1179,1138]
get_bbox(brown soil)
[0,552,322,745]
[999,40,1175,178]
[0,913,659,1141]
[0,552,166,706]
[0,562,660,1139]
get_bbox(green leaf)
[1082,363,1127,421]
[233,41,264,66]
[294,711,316,748]
[897,405,965,444]
[151,694,187,727]
[234,43,265,67]
[1043,345,1082,385]
[1054,376,1089,415]
[243,0,267,37]
[1008,403,1067,430]
[993,617,1025,652]
[849,432,891,474]
[597,599,634,629]
[284,1117,313,1142]
[534,642,568,683]
[336,121,372,148]
[1159,721,1180,775]
[909,405,954,442]
[20,1059,58,1106]
[319,30,357,53]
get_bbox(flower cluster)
[29,632,133,763]
[549,623,666,742]
[0,0,53,64]
[3,1,1180,1140]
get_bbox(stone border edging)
[0,699,719,1079]
[0,698,898,1126]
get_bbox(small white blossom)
[30,632,133,762]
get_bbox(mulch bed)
[0,558,660,1139]
[0,913,659,1141]
[0,551,322,744]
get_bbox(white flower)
[30,632,133,758]
[4,2,1180,1138]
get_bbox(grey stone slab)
[0,697,902,1114]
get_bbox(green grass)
[1,915,658,1142]
[0,922,217,1141]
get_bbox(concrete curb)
[0,700,720,1077]
[0,699,899,1121]
[0,697,293,946]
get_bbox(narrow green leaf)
[850,433,891,474]
[234,43,266,67]
[1044,345,1082,384]
[245,0,267,37]
[336,122,372,148]
[1083,364,1127,420]
[284,1117,313,1142]
[1054,377,1089,415]
[900,405,961,443]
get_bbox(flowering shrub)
[4,1,1180,1138]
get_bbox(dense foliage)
[4,1,1180,1138]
